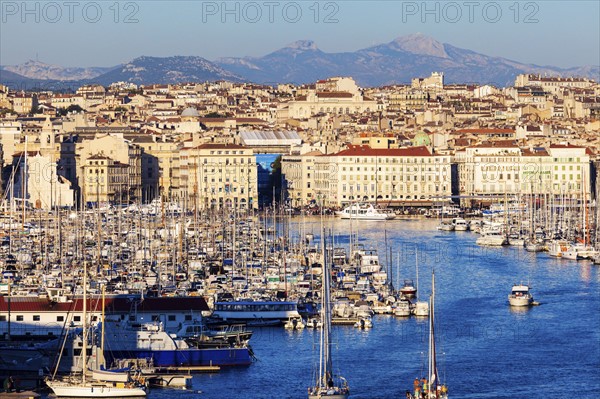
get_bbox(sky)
[1,0,599,69]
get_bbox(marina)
[0,213,598,398]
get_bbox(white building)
[308,145,451,207]
[455,143,590,206]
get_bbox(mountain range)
[1,34,598,90]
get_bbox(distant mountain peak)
[4,59,113,81]
[390,33,448,58]
[285,40,319,51]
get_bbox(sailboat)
[46,262,147,398]
[307,229,349,399]
[409,271,448,399]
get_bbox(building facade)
[178,143,257,210]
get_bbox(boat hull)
[476,236,508,246]
[105,347,252,367]
[46,381,146,398]
[308,394,349,399]
[508,296,533,307]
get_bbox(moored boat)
[337,203,395,220]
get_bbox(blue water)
[51,218,600,398]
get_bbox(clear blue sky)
[1,1,599,68]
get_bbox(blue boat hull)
[105,347,252,367]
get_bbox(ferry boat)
[0,295,211,340]
[211,301,301,326]
[508,284,534,307]
[102,320,252,367]
[337,203,395,220]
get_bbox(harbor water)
[46,218,599,399]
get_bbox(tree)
[270,155,283,203]
[57,104,85,116]
[204,112,226,118]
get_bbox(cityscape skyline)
[1,1,599,69]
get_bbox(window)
[57,316,64,322]
[168,315,176,321]
[185,315,192,321]
[0,315,6,322]
[74,316,81,322]
[33,315,40,321]
[16,315,24,321]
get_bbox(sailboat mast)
[82,260,87,384]
[428,271,439,397]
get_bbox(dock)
[154,365,220,373]
[331,317,361,325]
[0,392,41,399]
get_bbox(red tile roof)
[0,296,209,313]
[331,145,432,157]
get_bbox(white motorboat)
[337,203,395,220]
[451,218,469,231]
[306,317,323,329]
[508,284,534,307]
[413,301,429,317]
[393,298,411,317]
[476,230,508,246]
[354,317,373,329]
[524,239,545,252]
[399,279,417,298]
[436,222,455,231]
[562,243,598,260]
[284,317,306,330]
[508,233,525,247]
[548,240,569,258]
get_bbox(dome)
[412,131,431,147]
[181,107,200,117]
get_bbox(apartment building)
[454,142,591,206]
[285,145,452,207]
[81,154,129,205]
[281,151,321,207]
[178,143,257,210]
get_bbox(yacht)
[524,238,545,252]
[562,243,598,260]
[436,221,455,231]
[337,203,395,220]
[476,230,508,246]
[451,218,469,231]
[508,284,534,307]
[548,240,569,258]
[393,297,411,317]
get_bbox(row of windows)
[341,184,446,193]
[342,166,446,172]
[0,314,193,322]
[208,151,247,155]
[0,315,81,322]
[340,158,445,164]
